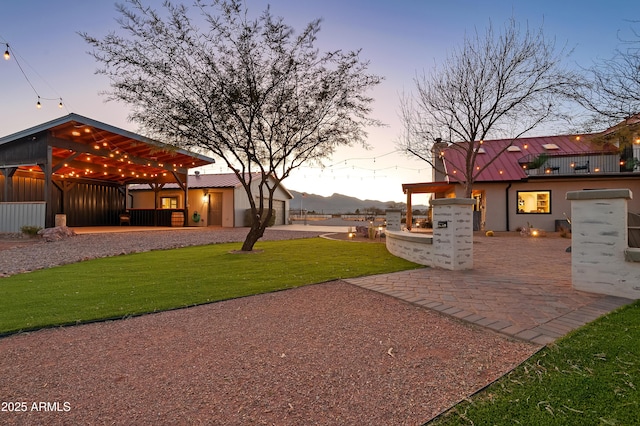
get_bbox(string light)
[1,38,66,110]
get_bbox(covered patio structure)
[0,113,214,231]
[402,181,455,230]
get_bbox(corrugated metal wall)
[0,175,44,202]
[0,202,46,232]
[60,182,124,226]
[1,175,125,227]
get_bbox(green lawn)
[0,237,420,335]
[429,301,640,425]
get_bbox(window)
[161,197,178,209]
[517,190,551,214]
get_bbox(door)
[471,190,485,231]
[208,192,223,226]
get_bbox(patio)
[345,232,633,345]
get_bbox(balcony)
[517,151,640,177]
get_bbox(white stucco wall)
[568,188,640,299]
[129,187,236,227]
[386,198,474,270]
[471,178,640,232]
[234,181,291,227]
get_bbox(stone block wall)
[431,198,474,270]
[385,231,434,266]
[385,198,474,270]
[567,189,640,299]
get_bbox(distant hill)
[288,190,428,214]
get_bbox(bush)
[20,225,42,237]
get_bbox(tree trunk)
[240,207,274,251]
[463,181,473,198]
[241,220,266,251]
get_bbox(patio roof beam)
[48,136,189,174]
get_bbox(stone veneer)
[567,188,640,299]
[385,198,475,270]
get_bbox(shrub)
[20,225,42,237]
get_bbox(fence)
[0,202,46,233]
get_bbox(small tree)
[399,19,581,197]
[82,0,381,251]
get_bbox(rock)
[37,226,77,242]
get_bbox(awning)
[402,181,455,194]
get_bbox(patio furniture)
[119,212,131,226]
[573,160,589,173]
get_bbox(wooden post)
[405,189,412,230]
[1,167,17,202]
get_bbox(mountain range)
[288,190,428,214]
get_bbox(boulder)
[37,226,77,242]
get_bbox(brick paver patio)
[344,233,633,345]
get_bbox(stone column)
[385,209,402,232]
[431,198,475,270]
[567,188,640,299]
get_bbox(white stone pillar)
[431,198,475,270]
[567,188,640,299]
[385,209,402,232]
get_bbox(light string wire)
[204,149,429,179]
[1,36,69,111]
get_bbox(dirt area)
[0,281,537,425]
[0,234,40,251]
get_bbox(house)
[0,114,214,231]
[403,118,640,232]
[128,172,293,227]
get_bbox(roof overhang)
[402,181,456,194]
[0,113,215,185]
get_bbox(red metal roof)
[442,133,615,182]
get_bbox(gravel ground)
[0,228,538,425]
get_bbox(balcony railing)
[517,151,639,176]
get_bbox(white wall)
[234,180,291,227]
[130,177,290,228]
[568,189,640,299]
[473,178,640,232]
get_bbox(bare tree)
[577,21,640,130]
[81,0,382,251]
[399,19,581,197]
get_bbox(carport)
[0,113,214,231]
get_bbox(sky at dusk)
[1,1,637,203]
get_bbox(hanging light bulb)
[36,97,42,109]
[58,98,63,108]
[3,44,9,60]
